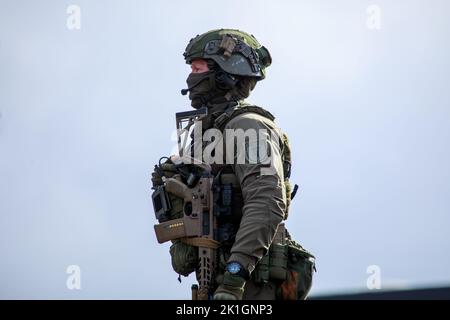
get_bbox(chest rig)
[200,101,297,241]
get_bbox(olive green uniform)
[226,110,287,299]
[196,101,287,299]
[221,110,286,273]
[152,28,315,300]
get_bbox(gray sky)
[1,0,449,299]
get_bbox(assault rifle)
[152,107,220,300]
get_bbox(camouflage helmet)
[183,29,272,80]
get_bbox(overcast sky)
[1,0,450,299]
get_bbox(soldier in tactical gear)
[152,29,315,300]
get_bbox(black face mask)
[185,69,242,108]
[185,71,215,109]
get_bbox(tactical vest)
[160,103,314,297]
[210,102,296,221]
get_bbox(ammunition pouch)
[169,239,199,277]
[253,239,315,300]
[280,240,315,300]
[269,244,289,281]
[253,243,289,283]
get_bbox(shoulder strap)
[213,101,276,130]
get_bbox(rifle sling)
[181,237,220,249]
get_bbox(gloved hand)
[213,271,246,300]
[151,159,177,188]
[151,158,184,221]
